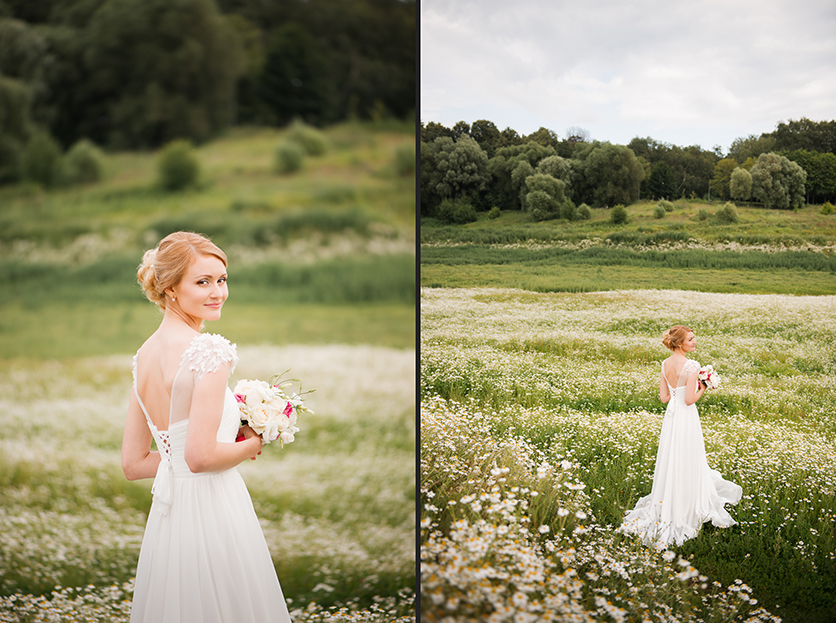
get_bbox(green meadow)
[420,202,836,622]
[421,200,836,295]
[0,122,415,622]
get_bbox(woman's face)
[681,332,696,353]
[167,255,228,322]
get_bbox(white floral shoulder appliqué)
[181,333,239,381]
[684,359,700,374]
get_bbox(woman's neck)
[161,307,203,333]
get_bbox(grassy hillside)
[422,199,836,295]
[1,121,416,358]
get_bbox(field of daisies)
[421,287,836,622]
[0,344,415,622]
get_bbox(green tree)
[770,117,836,154]
[525,126,560,150]
[421,135,489,213]
[82,0,243,148]
[729,167,752,202]
[451,120,470,140]
[488,141,555,211]
[536,155,573,187]
[647,161,675,199]
[522,173,571,221]
[710,158,737,200]
[256,22,330,126]
[782,149,836,204]
[421,121,453,144]
[572,142,644,207]
[0,74,32,182]
[750,152,806,209]
[469,119,501,158]
[21,129,63,186]
[727,134,776,163]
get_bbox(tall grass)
[421,287,836,622]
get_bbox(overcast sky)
[421,0,836,153]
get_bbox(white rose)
[280,430,295,444]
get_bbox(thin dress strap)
[132,352,174,515]
[662,359,680,399]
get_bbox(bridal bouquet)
[698,365,720,390]
[233,371,314,446]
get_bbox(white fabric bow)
[151,457,174,515]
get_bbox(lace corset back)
[662,357,700,399]
[132,334,238,514]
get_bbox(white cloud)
[421,0,836,151]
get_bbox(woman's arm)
[184,362,262,473]
[122,391,162,480]
[684,370,707,406]
[659,372,671,404]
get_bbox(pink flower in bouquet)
[232,372,312,447]
[698,365,720,390]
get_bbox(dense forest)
[0,0,415,183]
[420,118,836,221]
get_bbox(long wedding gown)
[130,333,292,623]
[619,358,742,548]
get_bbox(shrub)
[526,190,558,221]
[64,139,104,185]
[157,140,199,190]
[610,204,628,225]
[437,198,477,225]
[21,130,63,187]
[487,206,501,219]
[653,204,666,219]
[274,141,304,174]
[286,120,328,156]
[394,144,415,176]
[560,200,577,221]
[697,208,710,221]
[576,203,591,220]
[716,202,740,224]
[658,200,675,212]
[821,202,835,215]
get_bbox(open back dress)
[130,333,291,623]
[619,357,742,548]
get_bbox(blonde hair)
[137,232,227,309]
[662,325,693,351]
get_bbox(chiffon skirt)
[131,427,290,622]
[620,397,742,548]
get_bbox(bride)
[620,325,742,548]
[121,232,292,622]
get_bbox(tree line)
[420,118,836,221]
[0,0,415,184]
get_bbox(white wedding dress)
[619,358,742,548]
[130,333,291,623]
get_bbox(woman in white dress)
[620,325,742,548]
[122,231,292,623]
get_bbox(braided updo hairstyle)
[662,325,693,351]
[137,232,227,309]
